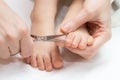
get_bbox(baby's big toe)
[53,58,63,69]
[52,51,63,69]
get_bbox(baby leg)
[25,0,63,71]
[58,0,93,50]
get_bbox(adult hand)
[0,1,33,59]
[60,0,111,33]
[57,0,112,59]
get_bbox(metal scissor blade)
[45,34,67,40]
[31,34,67,42]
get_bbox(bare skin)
[57,0,93,50]
[0,0,33,59]
[58,0,111,59]
[24,0,63,72]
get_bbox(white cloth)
[112,9,120,27]
[0,0,120,80]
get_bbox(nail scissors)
[11,34,66,56]
[31,34,67,42]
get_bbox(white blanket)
[0,0,120,80]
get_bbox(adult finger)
[61,9,92,33]
[83,31,111,59]
[6,34,20,56]
[20,29,33,58]
[0,38,10,59]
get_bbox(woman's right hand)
[0,0,33,59]
[56,0,111,59]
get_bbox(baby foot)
[65,25,93,49]
[25,41,63,72]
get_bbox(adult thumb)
[20,34,33,58]
[61,9,90,33]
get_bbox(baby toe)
[43,54,53,72]
[87,36,94,46]
[78,36,87,49]
[72,36,81,48]
[30,54,37,67]
[37,55,45,70]
[65,33,75,47]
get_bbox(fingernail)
[61,23,72,32]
